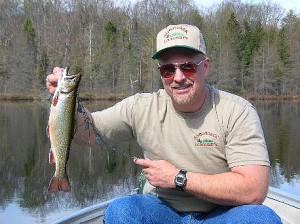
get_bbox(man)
[46,24,281,223]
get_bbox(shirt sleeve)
[225,102,270,168]
[91,95,136,145]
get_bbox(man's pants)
[104,194,282,224]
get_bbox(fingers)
[46,74,58,84]
[46,67,63,94]
[53,67,63,76]
[46,75,58,94]
[134,158,153,168]
[134,158,153,179]
[134,159,177,188]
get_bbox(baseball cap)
[152,24,206,59]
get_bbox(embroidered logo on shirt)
[194,131,219,147]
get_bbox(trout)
[47,66,82,193]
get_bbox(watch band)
[179,169,187,175]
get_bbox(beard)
[169,82,196,106]
[163,76,206,112]
[171,90,195,105]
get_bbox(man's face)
[158,48,209,113]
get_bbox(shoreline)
[1,92,300,102]
[243,94,300,101]
[0,92,129,102]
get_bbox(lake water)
[0,100,299,223]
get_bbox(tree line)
[0,0,299,96]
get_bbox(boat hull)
[50,187,300,224]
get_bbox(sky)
[194,0,299,12]
[127,0,300,13]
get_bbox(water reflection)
[254,101,300,195]
[0,101,142,223]
[0,100,299,223]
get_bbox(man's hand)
[134,158,269,205]
[46,67,63,94]
[134,158,179,189]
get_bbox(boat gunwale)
[267,187,300,209]
[48,198,113,224]
[49,187,300,224]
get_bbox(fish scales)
[47,67,82,193]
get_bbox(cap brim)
[152,45,204,59]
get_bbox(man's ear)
[203,57,210,79]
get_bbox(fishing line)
[76,98,139,160]
[76,98,150,193]
[76,98,157,195]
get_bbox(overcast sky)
[194,0,299,12]
[128,0,299,12]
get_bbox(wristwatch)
[174,169,187,191]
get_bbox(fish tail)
[48,175,71,193]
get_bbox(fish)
[47,66,82,193]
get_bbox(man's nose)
[173,67,186,83]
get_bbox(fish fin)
[48,176,71,193]
[46,125,49,137]
[72,123,77,138]
[49,148,56,164]
[52,92,59,106]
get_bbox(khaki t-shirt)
[91,85,270,212]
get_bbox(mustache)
[170,82,193,89]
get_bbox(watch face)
[174,170,187,191]
[176,174,186,186]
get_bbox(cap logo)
[163,26,189,43]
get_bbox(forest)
[0,0,299,97]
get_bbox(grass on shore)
[0,92,129,101]
[243,94,300,101]
[0,92,39,101]
[1,92,300,102]
[79,92,128,101]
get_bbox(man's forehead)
[158,48,202,63]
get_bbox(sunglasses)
[158,59,204,79]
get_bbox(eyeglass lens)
[159,62,197,79]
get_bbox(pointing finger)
[134,158,153,167]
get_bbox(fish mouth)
[64,73,82,83]
[60,74,82,93]
[65,73,82,79]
